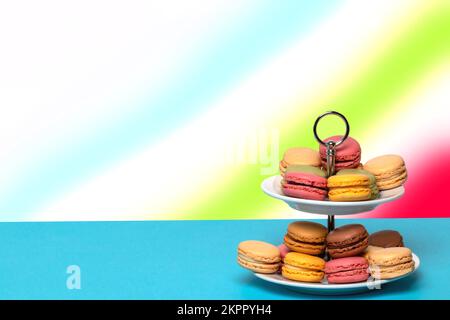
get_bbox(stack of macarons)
[237,221,415,284]
[363,229,414,279]
[280,136,407,201]
[281,222,370,284]
[363,230,404,260]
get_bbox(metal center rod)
[327,215,335,233]
[313,111,350,233]
[326,141,337,232]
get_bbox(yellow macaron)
[337,169,380,199]
[281,252,325,283]
[327,174,372,201]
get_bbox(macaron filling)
[282,186,327,201]
[327,235,368,251]
[325,260,368,273]
[285,234,324,246]
[328,229,369,247]
[283,179,327,190]
[283,264,320,273]
[326,269,369,284]
[237,254,260,264]
[237,254,280,267]
[369,260,414,279]
[284,234,326,250]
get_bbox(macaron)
[282,165,328,201]
[319,135,361,171]
[327,174,373,201]
[325,257,369,284]
[368,247,415,279]
[278,244,291,259]
[337,169,379,199]
[283,221,328,256]
[237,240,281,274]
[279,148,321,176]
[326,224,369,258]
[369,230,404,248]
[282,252,325,283]
[362,245,384,260]
[363,155,407,190]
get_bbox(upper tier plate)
[261,175,404,215]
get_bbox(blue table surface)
[0,218,448,300]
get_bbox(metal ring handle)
[313,111,350,146]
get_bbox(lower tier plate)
[254,253,419,295]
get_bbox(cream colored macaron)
[368,247,415,279]
[280,147,321,169]
[361,245,383,260]
[237,240,281,274]
[363,155,407,190]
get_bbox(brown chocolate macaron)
[369,230,404,248]
[326,224,369,258]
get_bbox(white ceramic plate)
[254,253,419,295]
[261,175,404,215]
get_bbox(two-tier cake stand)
[258,111,419,295]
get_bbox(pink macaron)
[325,256,369,284]
[282,165,327,201]
[278,244,290,259]
[319,135,361,171]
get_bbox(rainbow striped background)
[0,0,449,221]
